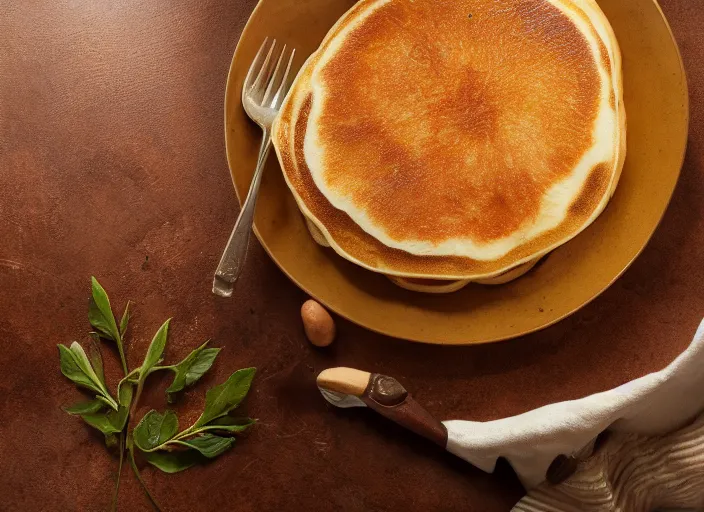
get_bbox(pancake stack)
[272,0,626,293]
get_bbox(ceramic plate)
[225,0,688,344]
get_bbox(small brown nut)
[301,299,336,347]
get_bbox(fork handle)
[213,129,272,297]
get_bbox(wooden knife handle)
[362,373,448,447]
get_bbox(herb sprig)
[58,277,256,511]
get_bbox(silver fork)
[213,39,296,297]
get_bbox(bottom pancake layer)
[305,217,543,293]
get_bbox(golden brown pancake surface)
[314,0,601,244]
[272,0,626,280]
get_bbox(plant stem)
[127,443,162,512]
[170,419,201,441]
[120,368,140,381]
[148,365,174,374]
[117,369,140,398]
[112,322,129,512]
[116,337,128,376]
[137,420,201,453]
[129,378,145,422]
[111,432,126,512]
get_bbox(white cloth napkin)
[443,318,704,489]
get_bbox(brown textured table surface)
[1,1,702,511]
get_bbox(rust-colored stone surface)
[0,1,702,511]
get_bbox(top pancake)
[272,0,626,279]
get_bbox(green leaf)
[111,405,131,432]
[88,334,105,384]
[96,396,117,410]
[69,342,103,384]
[117,378,138,404]
[117,369,139,405]
[140,319,170,377]
[118,380,134,408]
[80,412,122,435]
[58,343,115,409]
[119,301,132,337]
[204,417,256,433]
[173,434,234,458]
[88,277,120,342]
[76,384,129,434]
[133,410,179,451]
[69,342,118,409]
[59,344,100,393]
[140,450,200,474]
[194,368,256,428]
[62,399,106,415]
[110,385,133,431]
[79,396,131,434]
[165,342,220,402]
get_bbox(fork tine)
[261,44,287,106]
[242,38,270,98]
[269,48,296,109]
[249,39,277,98]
